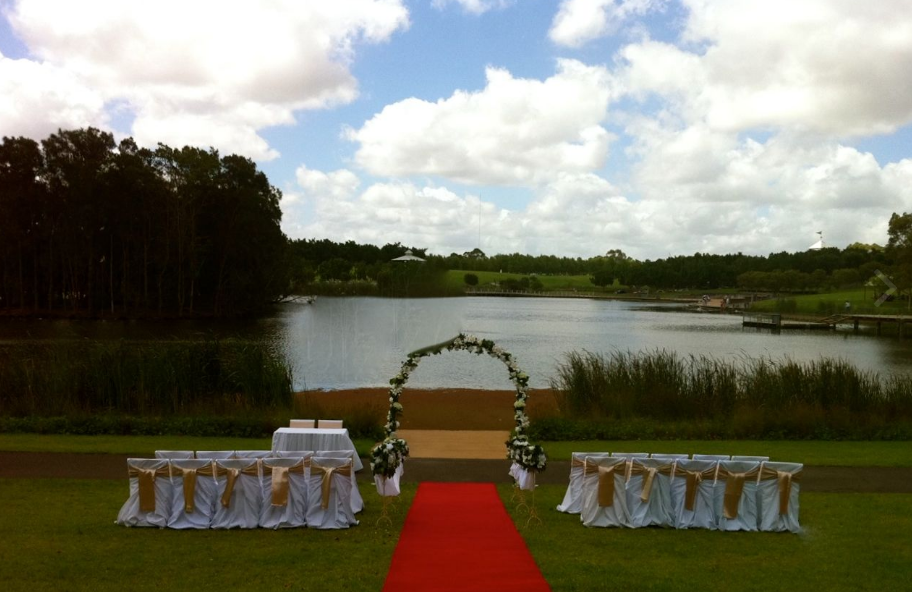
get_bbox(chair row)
[116,454,361,530]
[587,452,771,462]
[557,454,801,533]
[289,419,343,429]
[154,449,358,460]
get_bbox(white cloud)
[549,0,665,47]
[0,51,107,138]
[349,59,618,185]
[432,0,513,15]
[5,0,409,158]
[619,0,912,137]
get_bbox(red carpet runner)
[382,482,551,592]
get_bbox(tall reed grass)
[0,339,293,417]
[551,350,912,439]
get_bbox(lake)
[3,296,912,390]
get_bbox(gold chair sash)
[629,463,671,503]
[216,463,260,508]
[758,466,802,515]
[176,462,215,513]
[311,461,353,510]
[718,466,761,519]
[571,457,586,469]
[262,461,305,507]
[674,467,716,512]
[128,465,170,513]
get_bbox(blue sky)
[2,0,912,259]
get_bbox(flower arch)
[369,334,547,478]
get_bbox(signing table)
[271,428,363,471]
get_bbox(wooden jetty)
[742,312,782,329]
[819,313,910,337]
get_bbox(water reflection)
[2,296,911,390]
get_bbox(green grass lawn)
[4,434,910,466]
[1,477,909,591]
[499,485,912,592]
[750,288,910,316]
[0,478,415,592]
[445,269,610,292]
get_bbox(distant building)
[391,249,426,262]
[809,231,825,250]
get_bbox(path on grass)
[382,483,550,592]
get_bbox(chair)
[274,450,314,458]
[234,450,272,459]
[732,455,770,462]
[757,462,802,533]
[116,459,172,528]
[289,419,315,428]
[196,451,235,460]
[610,452,648,482]
[714,460,762,531]
[627,458,675,528]
[580,456,631,528]
[166,459,218,529]
[259,457,308,529]
[154,450,194,459]
[556,452,610,514]
[650,453,689,460]
[671,459,718,530]
[317,419,343,429]
[306,457,358,529]
[317,450,363,512]
[693,454,730,460]
[212,459,262,529]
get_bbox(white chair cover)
[671,459,718,530]
[758,462,802,533]
[732,455,770,462]
[556,452,610,514]
[166,460,218,529]
[318,419,343,429]
[154,450,194,459]
[212,459,262,529]
[259,457,308,529]
[196,451,235,459]
[234,450,272,459]
[627,458,675,528]
[289,419,315,428]
[316,450,363,513]
[693,454,730,460]
[580,456,631,528]
[650,453,689,460]
[116,459,172,528]
[306,457,358,529]
[714,460,762,532]
[375,464,403,497]
[611,452,649,458]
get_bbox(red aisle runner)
[382,482,551,592]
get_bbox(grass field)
[2,434,912,466]
[1,477,909,591]
[500,485,912,592]
[749,288,911,316]
[444,269,612,292]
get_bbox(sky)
[2,0,912,260]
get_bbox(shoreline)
[296,387,560,431]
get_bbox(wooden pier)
[819,313,910,337]
[742,312,782,329]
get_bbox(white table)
[271,428,363,471]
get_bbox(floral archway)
[370,334,547,482]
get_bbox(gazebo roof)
[392,249,426,262]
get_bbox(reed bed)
[550,350,912,439]
[0,339,293,417]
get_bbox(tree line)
[1,128,287,317]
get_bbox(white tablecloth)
[271,428,363,471]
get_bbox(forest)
[3,128,910,316]
[1,128,288,316]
